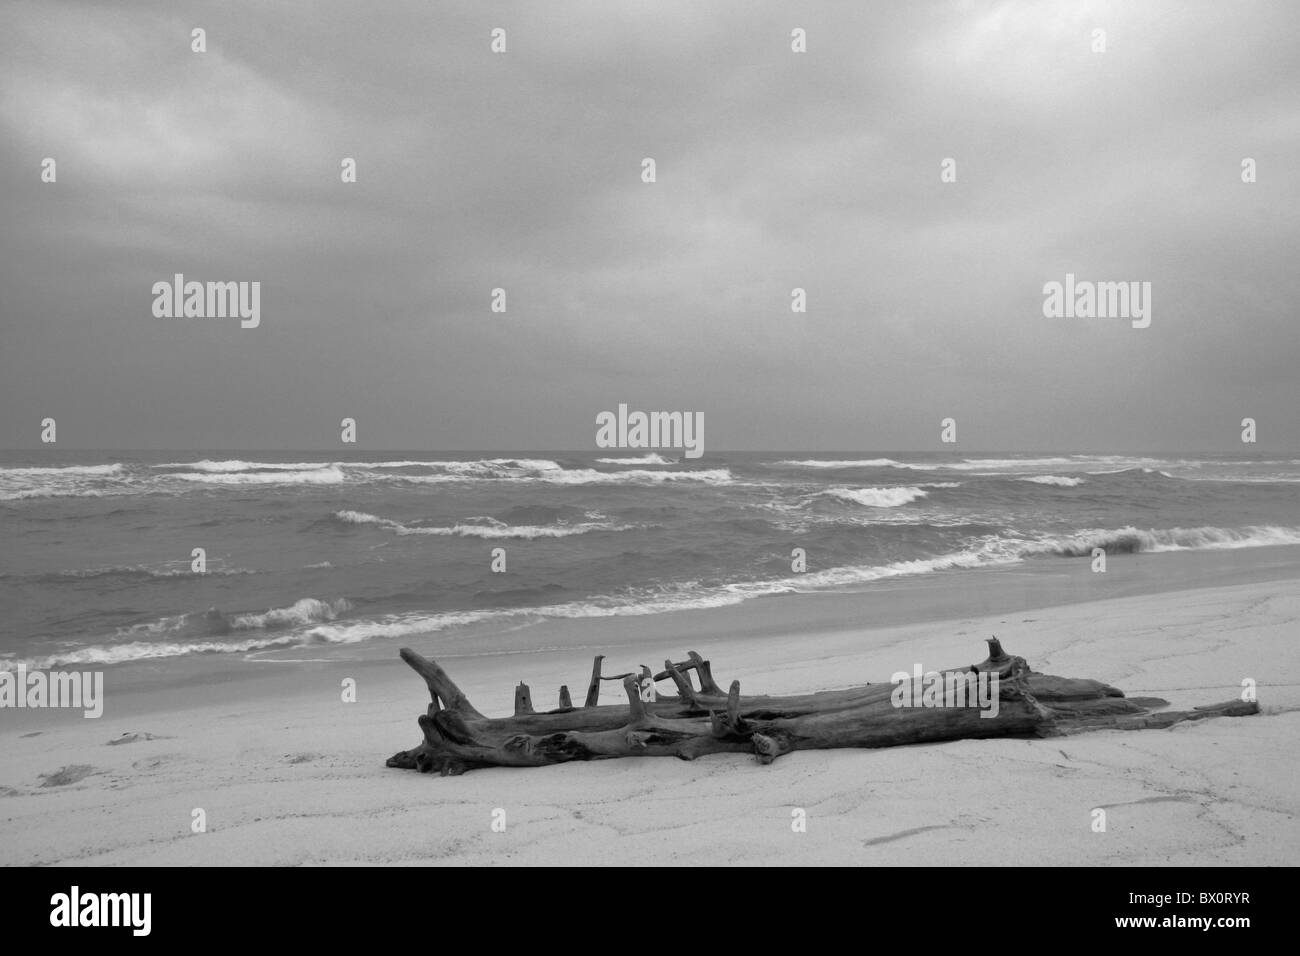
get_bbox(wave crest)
[1019,475,1084,487]
[823,486,928,508]
[1033,525,1300,556]
[333,510,630,538]
[594,453,675,465]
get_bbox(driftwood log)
[386,638,1257,775]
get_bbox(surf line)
[595,403,704,459]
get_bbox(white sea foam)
[0,487,122,501]
[1027,525,1300,556]
[540,467,733,485]
[364,458,562,474]
[948,457,1082,470]
[229,597,351,630]
[823,486,929,507]
[111,597,350,639]
[775,456,1173,474]
[153,459,328,472]
[167,466,346,485]
[0,463,124,476]
[8,635,309,670]
[594,453,675,465]
[390,466,735,486]
[401,458,560,472]
[1019,475,1084,487]
[334,509,631,538]
[0,463,133,500]
[776,458,917,468]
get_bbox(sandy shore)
[3,570,1298,866]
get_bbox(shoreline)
[8,544,1300,725]
[2,567,1298,865]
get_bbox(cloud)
[1,0,1296,450]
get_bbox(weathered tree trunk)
[386,639,1258,775]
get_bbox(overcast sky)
[1,0,1296,451]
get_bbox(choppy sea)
[2,450,1297,670]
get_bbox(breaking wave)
[822,486,929,508]
[1029,525,1300,556]
[1,463,124,476]
[775,458,913,468]
[594,453,675,464]
[168,466,346,485]
[332,510,632,538]
[1019,475,1084,487]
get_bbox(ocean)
[2,450,1298,672]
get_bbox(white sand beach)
[3,572,1297,866]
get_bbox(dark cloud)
[2,0,1296,450]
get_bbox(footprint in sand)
[107,731,169,746]
[132,755,179,772]
[38,765,98,788]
